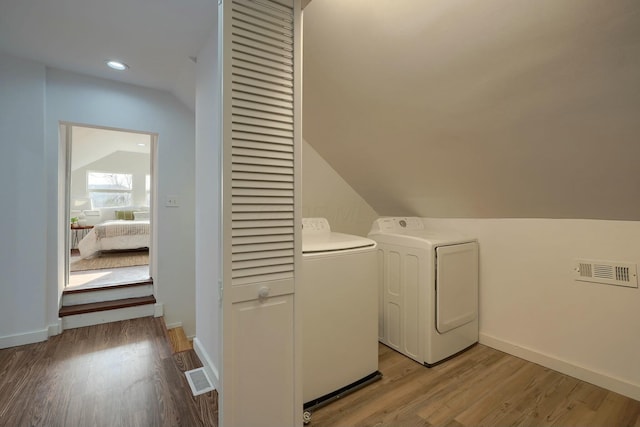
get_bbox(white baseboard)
[480,333,640,401]
[48,319,63,337]
[0,328,48,349]
[154,302,164,317]
[193,337,219,390]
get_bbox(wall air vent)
[574,259,638,288]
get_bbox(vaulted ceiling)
[71,126,151,171]
[0,0,216,110]
[303,0,640,219]
[0,0,312,111]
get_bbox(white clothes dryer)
[368,217,479,366]
[301,218,381,412]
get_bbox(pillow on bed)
[115,210,134,220]
[133,211,150,220]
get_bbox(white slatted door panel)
[222,1,300,426]
[230,0,295,290]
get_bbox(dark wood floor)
[0,317,217,427]
[310,343,640,427]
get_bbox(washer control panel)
[302,217,331,234]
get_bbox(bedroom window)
[88,172,133,208]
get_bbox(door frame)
[62,122,157,288]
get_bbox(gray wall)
[0,51,199,347]
[0,53,49,346]
[303,0,640,220]
[46,68,196,335]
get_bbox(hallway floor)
[0,317,217,427]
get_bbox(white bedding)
[78,220,150,259]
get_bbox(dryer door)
[435,242,479,333]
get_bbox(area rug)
[70,251,149,272]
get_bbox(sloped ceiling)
[0,0,311,112]
[71,126,150,171]
[0,0,216,111]
[303,0,640,219]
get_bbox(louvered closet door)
[222,0,301,426]
[230,0,296,297]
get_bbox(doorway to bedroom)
[66,125,154,290]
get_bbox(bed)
[78,219,150,259]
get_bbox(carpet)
[70,251,149,272]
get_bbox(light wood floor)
[0,317,216,427]
[168,326,194,353]
[310,343,640,427]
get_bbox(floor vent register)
[185,367,215,396]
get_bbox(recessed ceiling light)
[137,143,146,147]
[106,60,129,71]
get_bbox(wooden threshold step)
[59,295,156,317]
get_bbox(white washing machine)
[368,217,479,366]
[302,218,381,411]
